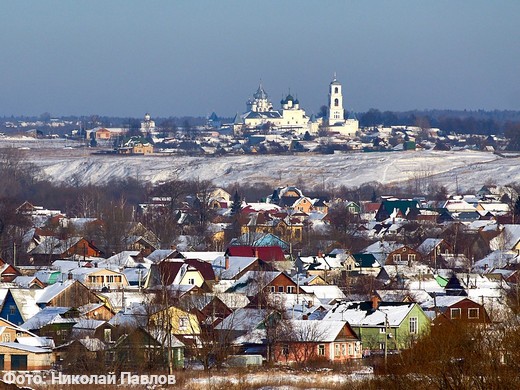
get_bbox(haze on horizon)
[1,1,519,118]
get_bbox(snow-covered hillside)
[2,138,519,192]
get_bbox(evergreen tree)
[371,189,377,203]
[230,190,242,216]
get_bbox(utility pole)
[384,312,389,369]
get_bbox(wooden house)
[274,320,361,364]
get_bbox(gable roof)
[28,236,84,255]
[227,271,286,294]
[36,279,74,305]
[225,246,285,261]
[184,259,216,281]
[21,306,76,330]
[212,256,258,280]
[147,249,183,263]
[7,288,41,322]
[352,253,380,268]
[416,238,444,256]
[286,320,358,342]
[324,301,420,328]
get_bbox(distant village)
[0,76,511,156]
[0,174,519,380]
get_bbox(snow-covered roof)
[473,250,520,272]
[98,290,151,312]
[180,252,224,262]
[300,285,346,301]
[16,336,54,349]
[21,307,75,330]
[0,342,52,353]
[9,288,41,322]
[28,236,83,255]
[147,249,178,263]
[416,238,443,256]
[36,279,76,305]
[324,301,419,328]
[108,303,149,328]
[212,256,257,280]
[99,251,152,269]
[287,320,357,342]
[72,318,107,330]
[216,308,267,332]
[421,295,469,310]
[490,225,520,251]
[215,293,250,310]
[228,271,283,294]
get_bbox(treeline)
[358,108,520,136]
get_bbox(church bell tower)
[328,73,345,126]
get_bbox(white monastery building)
[233,75,358,137]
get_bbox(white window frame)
[468,308,480,319]
[409,317,418,334]
[318,344,325,356]
[179,317,189,331]
[451,308,462,319]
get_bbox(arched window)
[334,98,339,107]
[334,87,339,93]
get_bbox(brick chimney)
[371,295,380,311]
[225,255,230,270]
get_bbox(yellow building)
[150,306,200,336]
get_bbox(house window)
[348,343,353,355]
[408,254,416,262]
[179,317,189,331]
[379,327,386,334]
[451,308,462,319]
[335,343,340,357]
[9,305,16,316]
[269,286,275,293]
[393,254,401,262]
[341,343,346,356]
[287,286,295,293]
[468,308,480,319]
[104,328,112,342]
[188,278,195,285]
[379,342,386,350]
[318,344,325,356]
[282,344,289,357]
[278,286,284,293]
[409,317,418,334]
[1,334,10,342]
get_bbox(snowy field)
[2,137,519,192]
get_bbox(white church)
[325,74,359,137]
[233,75,358,137]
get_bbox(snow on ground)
[188,367,374,389]
[2,138,519,192]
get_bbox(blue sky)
[1,1,519,117]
